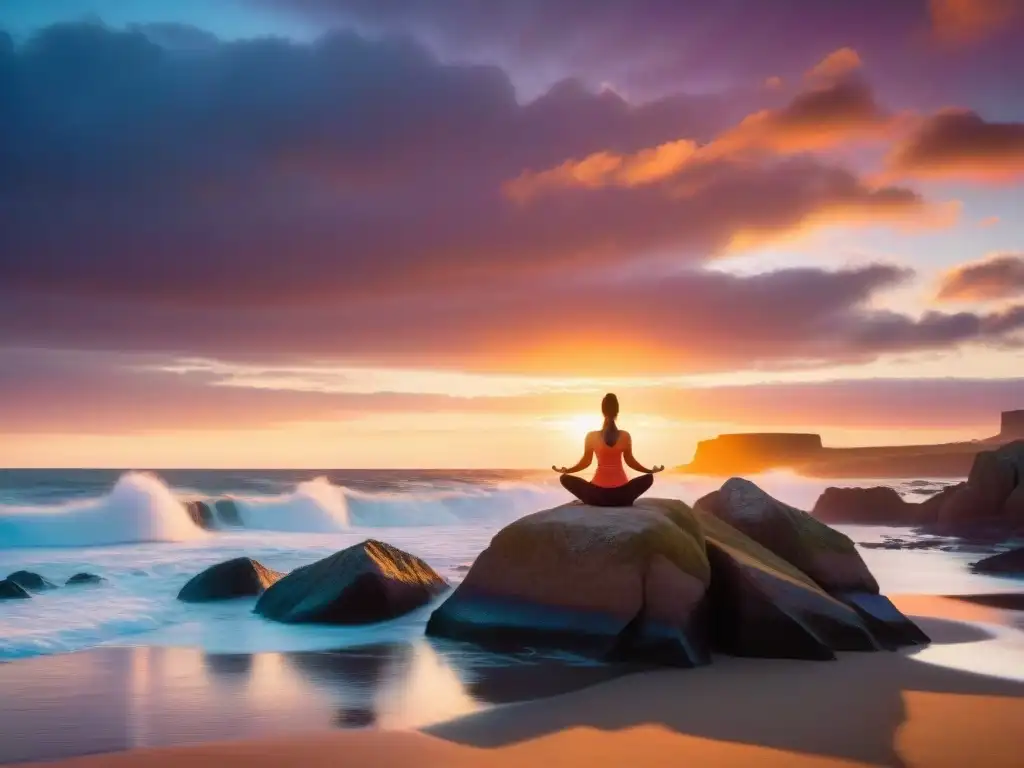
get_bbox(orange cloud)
[930,0,1022,43]
[886,109,1024,182]
[806,47,863,81]
[937,253,1024,302]
[505,139,698,200]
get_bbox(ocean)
[1,469,1023,762]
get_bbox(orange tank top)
[592,434,628,488]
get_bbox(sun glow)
[559,413,601,437]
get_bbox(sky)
[0,0,1022,468]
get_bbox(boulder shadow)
[428,616,1024,768]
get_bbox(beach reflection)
[0,640,624,764]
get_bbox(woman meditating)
[553,393,664,507]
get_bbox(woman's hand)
[552,465,570,474]
[649,465,665,474]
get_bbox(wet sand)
[10,594,1024,768]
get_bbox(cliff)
[680,411,1023,479]
[685,433,823,475]
[1001,410,1024,439]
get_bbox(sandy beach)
[12,593,1023,768]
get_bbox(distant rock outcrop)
[928,441,1024,538]
[812,487,913,526]
[184,500,216,530]
[0,579,31,600]
[255,540,447,624]
[6,571,58,592]
[1001,410,1024,440]
[66,573,105,586]
[685,433,823,475]
[178,557,283,603]
[970,547,1024,575]
[214,499,243,526]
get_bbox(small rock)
[6,570,58,592]
[66,573,105,586]
[970,547,1024,575]
[178,557,283,602]
[0,579,31,600]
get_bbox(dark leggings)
[560,473,654,507]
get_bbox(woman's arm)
[553,434,595,474]
[622,432,664,474]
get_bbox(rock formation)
[66,573,105,586]
[697,509,878,659]
[926,441,1024,538]
[697,478,879,594]
[214,498,243,526]
[970,547,1024,575]
[428,490,927,665]
[178,557,283,602]
[427,499,713,666]
[184,500,216,530]
[1001,410,1024,440]
[812,487,915,526]
[0,579,30,600]
[685,433,823,475]
[6,570,58,592]
[255,540,447,624]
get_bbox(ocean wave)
[0,472,208,548]
[0,468,858,548]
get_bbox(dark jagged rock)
[0,579,31,600]
[214,498,243,526]
[834,591,930,648]
[427,499,711,666]
[178,557,283,603]
[6,570,58,592]
[697,511,879,660]
[66,573,105,586]
[811,486,912,526]
[926,442,1024,539]
[702,478,879,594]
[184,500,216,530]
[257,540,447,625]
[970,547,1024,575]
[918,484,965,523]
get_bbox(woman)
[553,393,663,507]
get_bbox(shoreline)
[7,593,1024,768]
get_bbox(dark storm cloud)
[263,0,1024,105]
[0,22,932,307]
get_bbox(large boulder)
[256,540,447,624]
[426,499,712,666]
[970,547,1024,575]
[696,510,880,659]
[6,570,58,592]
[698,478,879,594]
[178,557,283,603]
[917,484,964,524]
[811,487,912,525]
[0,579,31,600]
